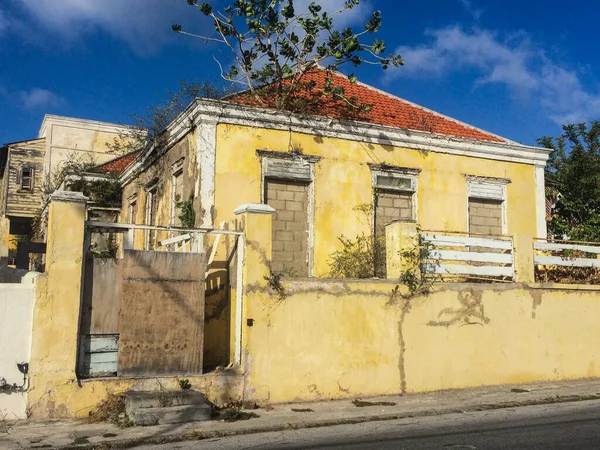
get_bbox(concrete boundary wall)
[242,279,600,403]
[21,198,600,418]
[0,277,37,419]
[239,206,600,404]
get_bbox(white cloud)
[0,8,9,35]
[20,88,66,110]
[16,0,198,54]
[391,26,600,125]
[293,0,372,29]
[15,0,370,55]
[457,0,483,21]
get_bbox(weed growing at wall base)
[87,393,133,428]
[329,233,386,279]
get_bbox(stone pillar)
[0,216,10,265]
[385,221,418,280]
[232,203,275,365]
[513,233,535,283]
[28,191,88,417]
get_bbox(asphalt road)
[136,400,600,450]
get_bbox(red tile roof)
[228,69,506,143]
[96,150,141,175]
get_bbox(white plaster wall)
[0,277,36,420]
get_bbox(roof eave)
[120,99,551,186]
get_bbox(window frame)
[18,166,35,192]
[257,150,320,278]
[144,181,158,250]
[465,175,510,235]
[170,167,184,228]
[371,168,420,226]
[127,194,138,224]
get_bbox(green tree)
[172,0,402,115]
[538,122,600,241]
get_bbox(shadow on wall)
[0,266,32,283]
[204,266,231,370]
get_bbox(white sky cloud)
[294,0,372,29]
[0,8,9,35]
[21,88,66,110]
[16,0,196,54]
[391,26,600,125]
[15,0,369,55]
[457,0,483,21]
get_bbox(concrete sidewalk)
[2,378,600,450]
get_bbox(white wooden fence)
[421,233,515,279]
[533,241,600,268]
[159,232,205,253]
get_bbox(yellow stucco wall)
[121,133,199,248]
[235,209,600,404]
[214,124,538,277]
[242,279,600,403]
[28,195,87,417]
[25,196,600,418]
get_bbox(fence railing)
[85,221,242,248]
[159,232,205,253]
[421,232,515,280]
[533,240,600,268]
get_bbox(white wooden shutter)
[468,181,504,200]
[263,158,311,181]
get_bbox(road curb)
[60,393,600,450]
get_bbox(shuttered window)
[468,181,504,200]
[466,177,509,235]
[263,158,312,182]
[19,167,34,191]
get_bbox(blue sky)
[1,0,599,147]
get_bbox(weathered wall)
[121,133,198,249]
[40,117,133,177]
[0,216,9,263]
[213,124,538,277]
[242,280,600,404]
[27,192,87,418]
[235,208,600,404]
[4,139,45,219]
[121,132,235,368]
[80,258,120,335]
[118,250,205,376]
[0,277,37,419]
[25,193,242,418]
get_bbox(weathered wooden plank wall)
[5,139,45,219]
[117,250,206,376]
[80,258,121,335]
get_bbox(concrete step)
[131,404,213,426]
[124,390,207,413]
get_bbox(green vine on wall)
[397,231,439,298]
[175,194,196,228]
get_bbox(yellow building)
[119,70,550,278]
